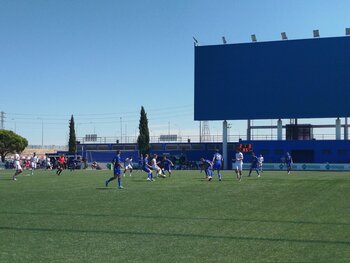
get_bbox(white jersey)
[234,152,243,171]
[235,152,244,163]
[124,158,133,169]
[31,155,38,168]
[151,158,160,170]
[14,153,22,170]
[258,156,264,165]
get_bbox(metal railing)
[77,133,338,144]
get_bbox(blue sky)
[1,0,349,145]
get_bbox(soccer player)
[105,150,124,189]
[30,152,38,176]
[123,156,133,177]
[56,154,65,176]
[162,156,174,177]
[233,148,244,181]
[152,154,165,177]
[258,154,264,173]
[285,152,293,174]
[142,154,154,181]
[12,151,23,181]
[212,149,223,181]
[248,152,260,177]
[200,158,213,181]
[45,156,52,170]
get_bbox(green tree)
[68,115,77,154]
[137,106,150,155]
[0,130,28,162]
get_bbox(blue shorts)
[143,167,151,173]
[213,161,222,170]
[114,167,121,176]
[205,167,212,176]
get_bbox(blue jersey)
[112,154,121,175]
[142,156,151,173]
[142,157,148,168]
[112,154,121,168]
[213,153,223,163]
[285,154,292,164]
[251,156,259,168]
[163,159,172,170]
[213,152,223,170]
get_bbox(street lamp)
[281,32,288,40]
[251,34,257,42]
[222,36,227,44]
[313,29,320,38]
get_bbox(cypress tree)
[137,106,150,155]
[68,115,77,154]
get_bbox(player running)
[56,154,65,176]
[212,149,223,181]
[152,154,165,177]
[30,152,38,176]
[161,156,174,177]
[12,151,23,181]
[105,150,124,189]
[142,154,154,181]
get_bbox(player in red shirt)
[56,154,65,176]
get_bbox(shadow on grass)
[0,225,349,246]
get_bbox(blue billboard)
[194,36,350,120]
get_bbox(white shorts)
[31,162,37,169]
[152,165,161,172]
[235,162,243,171]
[125,164,133,170]
[15,161,22,171]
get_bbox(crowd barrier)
[235,163,350,171]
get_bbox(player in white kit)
[152,154,165,177]
[123,156,133,177]
[30,152,38,176]
[233,148,244,181]
[13,152,23,181]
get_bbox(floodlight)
[313,30,320,37]
[193,36,198,46]
[346,28,350,36]
[222,36,227,44]
[281,32,288,40]
[251,34,257,42]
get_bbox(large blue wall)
[76,140,350,165]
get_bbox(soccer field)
[0,169,349,263]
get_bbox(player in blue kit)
[285,152,293,174]
[142,154,154,181]
[212,149,223,181]
[105,150,124,189]
[200,158,213,181]
[161,156,174,177]
[248,152,260,177]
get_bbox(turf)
[0,168,349,263]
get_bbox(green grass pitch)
[0,168,349,262]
